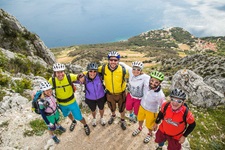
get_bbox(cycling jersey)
[98,64,128,94]
[49,74,78,106]
[159,102,195,140]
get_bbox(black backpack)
[31,90,44,114]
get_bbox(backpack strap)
[101,64,106,81]
[120,64,126,87]
[162,102,170,118]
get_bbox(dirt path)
[53,107,161,150]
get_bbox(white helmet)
[53,63,65,71]
[132,61,144,70]
[107,51,120,59]
[40,81,52,91]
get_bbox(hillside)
[0,8,225,150]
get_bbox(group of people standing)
[36,51,196,150]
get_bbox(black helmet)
[87,62,98,71]
[170,88,186,100]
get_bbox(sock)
[138,127,142,131]
[84,124,88,127]
[129,113,133,117]
[112,114,116,118]
[73,120,77,123]
[121,119,125,122]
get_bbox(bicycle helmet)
[40,81,52,91]
[107,51,120,59]
[132,61,144,70]
[53,63,65,72]
[150,71,164,81]
[87,62,98,70]
[170,88,186,100]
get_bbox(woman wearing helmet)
[132,70,166,144]
[49,63,90,136]
[80,62,107,127]
[153,88,196,150]
[119,61,150,123]
[38,81,66,144]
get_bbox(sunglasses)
[109,59,118,62]
[171,98,183,104]
[89,70,97,73]
[132,68,141,71]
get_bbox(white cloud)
[162,0,225,37]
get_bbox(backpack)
[163,102,189,126]
[31,90,44,114]
[101,64,126,87]
[52,73,76,94]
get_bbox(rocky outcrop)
[0,9,55,65]
[171,69,225,108]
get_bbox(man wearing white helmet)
[97,51,129,130]
[49,63,90,136]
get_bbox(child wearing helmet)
[132,70,166,144]
[39,81,66,144]
[153,89,196,150]
[79,62,107,127]
[119,61,150,123]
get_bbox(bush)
[11,78,32,93]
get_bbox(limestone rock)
[171,69,225,107]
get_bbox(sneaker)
[58,126,66,133]
[132,115,137,123]
[120,121,127,130]
[92,118,97,127]
[84,125,90,136]
[129,113,134,122]
[156,147,162,150]
[132,128,142,136]
[100,118,106,126]
[143,134,152,143]
[108,116,115,125]
[70,121,77,131]
[52,136,60,144]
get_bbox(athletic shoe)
[143,134,152,143]
[156,147,162,150]
[70,121,77,131]
[52,136,60,144]
[58,126,66,133]
[92,118,97,127]
[108,116,115,125]
[129,113,134,122]
[84,125,90,135]
[100,118,106,126]
[121,121,127,130]
[132,128,142,136]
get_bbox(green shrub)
[0,73,11,87]
[24,119,46,137]
[11,78,32,93]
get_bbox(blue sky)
[1,0,225,47]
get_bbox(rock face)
[0,9,55,65]
[171,69,225,108]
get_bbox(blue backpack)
[31,90,44,114]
